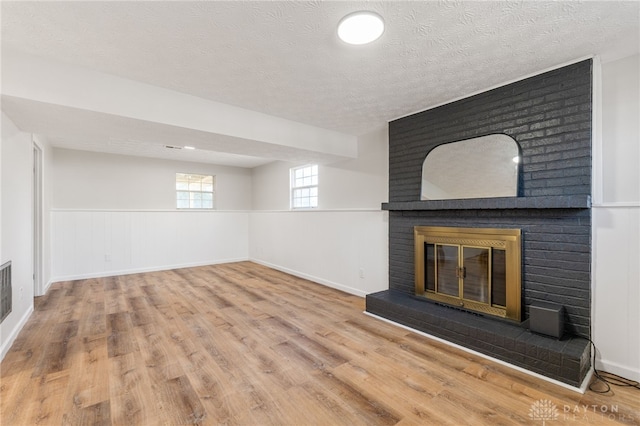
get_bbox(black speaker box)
[529,302,564,339]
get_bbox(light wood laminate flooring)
[1,262,638,425]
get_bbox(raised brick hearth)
[366,291,590,387]
[367,59,593,387]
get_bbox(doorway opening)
[33,140,43,296]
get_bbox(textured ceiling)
[2,1,639,166]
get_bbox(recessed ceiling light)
[337,11,384,45]
[184,146,196,150]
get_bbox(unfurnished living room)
[1,1,639,425]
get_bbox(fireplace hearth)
[366,290,591,387]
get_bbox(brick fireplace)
[366,59,593,387]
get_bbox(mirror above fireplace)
[421,134,521,200]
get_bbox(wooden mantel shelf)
[381,195,591,211]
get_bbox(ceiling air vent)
[164,145,183,150]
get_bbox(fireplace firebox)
[414,226,521,321]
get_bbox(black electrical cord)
[578,335,640,393]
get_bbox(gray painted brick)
[385,60,592,341]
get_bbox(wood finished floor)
[1,262,638,425]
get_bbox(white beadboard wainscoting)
[592,204,640,382]
[50,209,249,282]
[50,209,389,299]
[248,210,389,297]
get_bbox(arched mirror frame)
[421,133,523,201]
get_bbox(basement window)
[290,165,318,209]
[176,173,215,209]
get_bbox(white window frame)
[290,165,318,209]
[176,173,215,209]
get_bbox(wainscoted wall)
[49,128,390,296]
[50,209,389,298]
[593,53,640,381]
[50,210,249,280]
[593,206,640,381]
[248,210,388,297]
[246,128,389,298]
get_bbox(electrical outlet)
[359,268,365,278]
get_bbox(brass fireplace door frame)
[414,226,522,321]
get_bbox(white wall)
[49,127,389,292]
[250,127,389,296]
[321,128,389,210]
[51,210,248,281]
[53,148,252,210]
[250,160,291,211]
[252,127,388,211]
[50,149,252,281]
[36,134,55,295]
[1,113,35,358]
[249,210,387,297]
[593,53,640,381]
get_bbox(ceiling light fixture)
[337,11,384,45]
[184,146,196,150]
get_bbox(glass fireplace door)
[436,245,459,297]
[416,226,520,320]
[462,246,490,304]
[430,245,491,303]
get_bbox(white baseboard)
[42,278,53,295]
[1,305,34,361]
[364,311,592,394]
[250,258,367,298]
[50,258,368,299]
[49,258,249,283]
[596,359,640,382]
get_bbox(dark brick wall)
[389,60,592,202]
[387,60,592,337]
